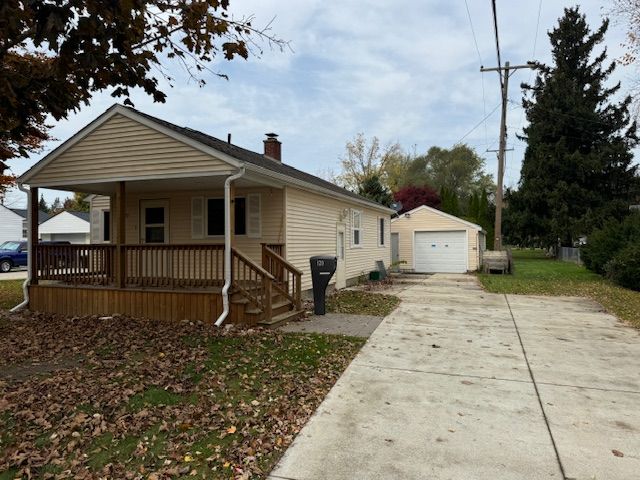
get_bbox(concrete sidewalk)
[269,274,640,480]
[0,269,27,281]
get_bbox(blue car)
[0,241,28,273]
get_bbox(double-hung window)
[191,193,261,239]
[352,209,362,247]
[207,197,246,236]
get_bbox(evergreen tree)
[510,7,639,248]
[439,186,460,217]
[357,175,393,207]
[37,194,49,213]
[50,197,63,214]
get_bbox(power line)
[454,101,502,145]
[464,0,483,64]
[532,0,543,58]
[515,0,543,144]
[490,0,503,89]
[463,0,490,146]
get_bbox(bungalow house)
[15,104,393,326]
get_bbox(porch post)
[29,186,39,285]
[115,181,126,288]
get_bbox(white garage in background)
[391,205,486,273]
[39,211,91,244]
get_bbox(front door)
[335,224,346,289]
[140,200,169,244]
[139,200,170,282]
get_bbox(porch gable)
[21,108,237,188]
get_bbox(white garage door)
[414,231,467,273]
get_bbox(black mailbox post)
[310,255,337,315]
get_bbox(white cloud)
[5,0,635,207]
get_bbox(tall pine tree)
[509,7,639,248]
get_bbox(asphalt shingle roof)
[67,211,90,222]
[11,209,50,223]
[126,107,391,212]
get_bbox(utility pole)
[480,61,534,250]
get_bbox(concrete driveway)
[270,274,640,480]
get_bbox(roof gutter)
[214,167,246,327]
[10,183,31,313]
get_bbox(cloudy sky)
[3,0,634,208]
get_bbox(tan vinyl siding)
[285,187,391,291]
[391,207,483,271]
[121,187,284,264]
[30,114,234,185]
[90,195,112,243]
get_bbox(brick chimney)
[263,133,281,162]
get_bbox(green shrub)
[606,244,640,291]
[582,213,640,275]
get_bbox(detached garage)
[391,205,486,273]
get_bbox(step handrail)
[231,247,275,320]
[262,245,303,310]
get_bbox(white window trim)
[378,216,386,247]
[204,196,247,238]
[351,209,363,248]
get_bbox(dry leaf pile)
[0,311,364,479]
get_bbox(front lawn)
[478,249,640,328]
[0,280,23,310]
[0,312,364,479]
[326,290,400,317]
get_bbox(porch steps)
[231,290,302,326]
[258,309,305,329]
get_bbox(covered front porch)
[25,173,302,326]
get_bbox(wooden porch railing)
[232,248,274,319]
[33,243,290,319]
[262,244,302,310]
[36,244,116,285]
[262,243,285,257]
[123,244,224,288]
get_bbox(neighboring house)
[39,211,91,244]
[17,104,393,326]
[391,205,486,273]
[0,205,49,243]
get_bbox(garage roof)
[392,205,485,232]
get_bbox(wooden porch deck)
[29,243,302,326]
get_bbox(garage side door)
[414,231,467,273]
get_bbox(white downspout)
[10,184,31,312]
[214,167,246,327]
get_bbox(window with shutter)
[204,197,246,236]
[191,197,204,239]
[247,193,261,238]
